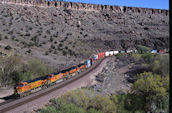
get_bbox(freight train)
[14,49,168,98]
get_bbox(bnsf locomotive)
[14,49,167,97]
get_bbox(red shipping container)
[98,53,100,60]
[159,50,165,53]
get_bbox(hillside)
[0,1,169,69]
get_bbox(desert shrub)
[116,53,127,58]
[42,41,46,44]
[49,48,52,53]
[43,35,47,38]
[136,45,151,54]
[25,33,30,37]
[131,54,142,61]
[27,49,32,53]
[27,59,52,76]
[5,45,12,50]
[40,106,58,113]
[29,27,32,30]
[53,51,58,54]
[46,30,51,34]
[65,46,68,50]
[0,56,22,86]
[27,42,35,47]
[31,36,38,43]
[8,30,13,35]
[66,33,72,36]
[62,50,67,56]
[4,36,8,39]
[131,72,169,112]
[50,37,53,42]
[54,41,57,44]
[51,44,55,49]
[12,35,16,40]
[45,51,49,55]
[151,54,169,76]
[87,108,103,113]
[41,89,117,113]
[131,53,169,76]
[59,43,63,47]
[9,58,53,84]
[57,103,86,113]
[89,96,116,113]
[111,94,133,113]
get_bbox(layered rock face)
[0,1,169,68]
[0,0,169,15]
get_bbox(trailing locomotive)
[14,49,167,98]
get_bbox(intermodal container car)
[120,51,125,53]
[105,51,110,57]
[93,55,98,60]
[98,52,105,59]
[159,49,165,53]
[85,60,91,68]
[113,51,119,55]
[151,50,157,53]
[126,50,133,53]
[90,58,94,65]
[109,51,113,56]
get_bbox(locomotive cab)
[14,82,27,97]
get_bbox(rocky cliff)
[0,1,169,68]
[0,0,169,16]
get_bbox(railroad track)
[0,57,107,113]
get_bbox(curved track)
[0,57,108,113]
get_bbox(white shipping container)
[109,51,114,56]
[113,51,119,55]
[105,51,110,56]
[126,50,133,53]
[151,50,157,53]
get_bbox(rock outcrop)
[0,0,169,16]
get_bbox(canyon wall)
[0,0,169,15]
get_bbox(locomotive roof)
[24,75,49,83]
[78,63,85,67]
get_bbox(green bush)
[111,94,133,113]
[87,108,103,113]
[136,45,151,54]
[40,106,58,113]
[89,96,116,113]
[51,44,55,49]
[62,50,67,56]
[151,54,169,76]
[131,72,169,112]
[5,45,12,50]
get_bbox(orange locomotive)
[14,75,48,97]
[14,58,90,98]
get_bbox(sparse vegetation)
[0,56,53,86]
[39,53,169,113]
[50,37,54,42]
[40,89,116,113]
[46,30,51,35]
[4,45,12,50]
[51,44,55,49]
[62,50,67,56]
[136,45,151,54]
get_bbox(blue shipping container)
[85,60,91,68]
